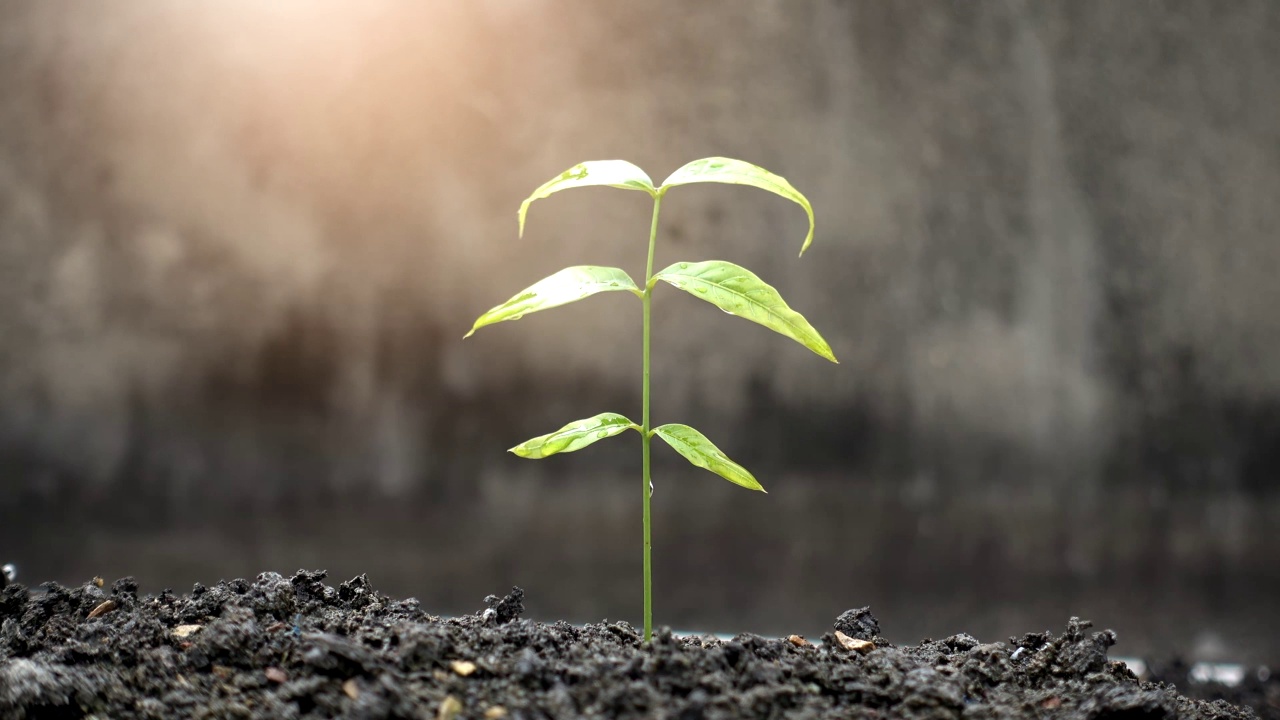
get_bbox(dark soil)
[0,571,1270,719]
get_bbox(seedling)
[466,157,836,641]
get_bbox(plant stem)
[641,191,663,642]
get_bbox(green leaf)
[653,260,837,363]
[510,412,640,459]
[519,160,657,237]
[652,424,764,492]
[659,157,815,256]
[466,266,640,338]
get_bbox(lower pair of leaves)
[509,412,764,493]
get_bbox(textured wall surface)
[2,1,1278,662]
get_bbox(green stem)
[641,191,663,642]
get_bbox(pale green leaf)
[659,157,815,256]
[466,266,639,338]
[510,412,639,459]
[652,424,764,492]
[653,260,837,363]
[519,160,656,237]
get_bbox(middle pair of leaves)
[466,261,837,363]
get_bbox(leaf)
[519,160,656,237]
[652,424,764,492]
[653,260,837,363]
[466,266,639,338]
[510,412,639,459]
[659,157,815,256]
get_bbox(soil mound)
[0,571,1264,718]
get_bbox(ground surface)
[0,571,1271,719]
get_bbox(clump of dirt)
[0,571,1266,719]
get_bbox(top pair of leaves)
[469,158,838,363]
[518,157,816,257]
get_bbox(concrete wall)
[2,1,1278,662]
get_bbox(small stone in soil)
[437,694,462,720]
[450,659,477,676]
[834,630,875,653]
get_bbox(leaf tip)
[814,341,839,364]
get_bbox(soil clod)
[833,605,881,641]
[482,586,526,625]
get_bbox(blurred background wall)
[2,0,1277,663]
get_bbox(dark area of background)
[2,1,1277,665]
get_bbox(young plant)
[466,157,836,641]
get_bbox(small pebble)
[265,667,287,683]
[450,660,477,677]
[438,695,463,720]
[834,631,874,654]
